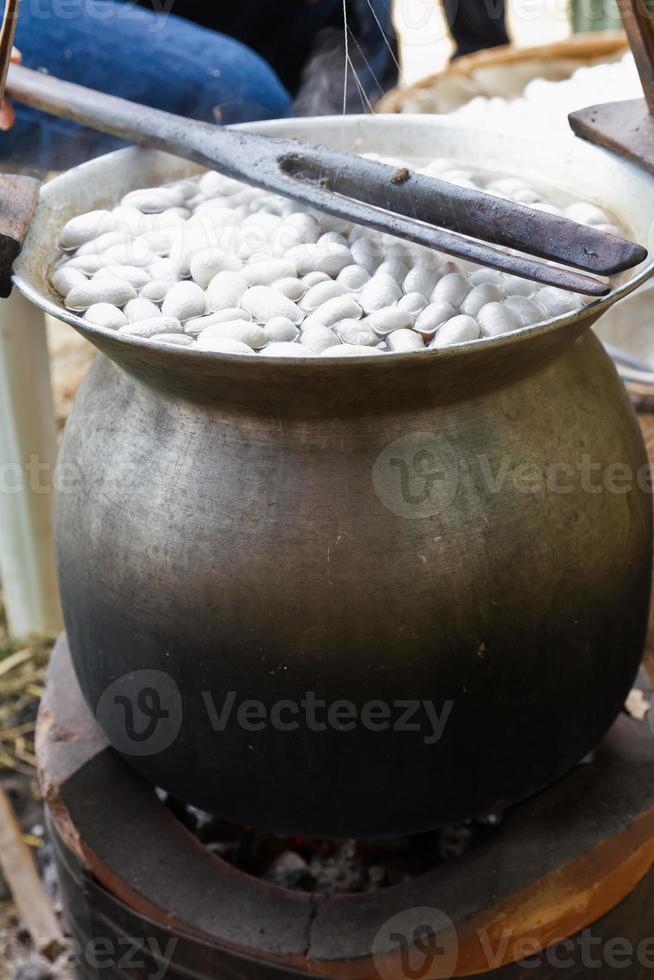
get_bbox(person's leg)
[442,0,510,59]
[6,0,291,170]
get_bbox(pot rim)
[13,113,654,373]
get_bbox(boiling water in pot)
[49,154,622,357]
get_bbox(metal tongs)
[0,0,646,296]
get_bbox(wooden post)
[618,0,654,112]
[0,289,62,639]
[0,785,63,958]
[569,0,654,173]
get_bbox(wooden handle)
[0,174,40,297]
[619,0,654,113]
[0,0,39,299]
[0,0,19,105]
[0,785,64,958]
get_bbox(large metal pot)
[15,116,654,838]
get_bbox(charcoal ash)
[163,795,503,896]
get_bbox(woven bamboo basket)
[377,30,628,114]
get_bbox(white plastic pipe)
[0,289,62,639]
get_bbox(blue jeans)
[8,0,293,169]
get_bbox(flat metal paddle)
[3,62,648,296]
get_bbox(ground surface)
[0,321,86,978]
[0,619,69,979]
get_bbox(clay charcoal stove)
[39,636,654,979]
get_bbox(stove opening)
[164,796,503,895]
